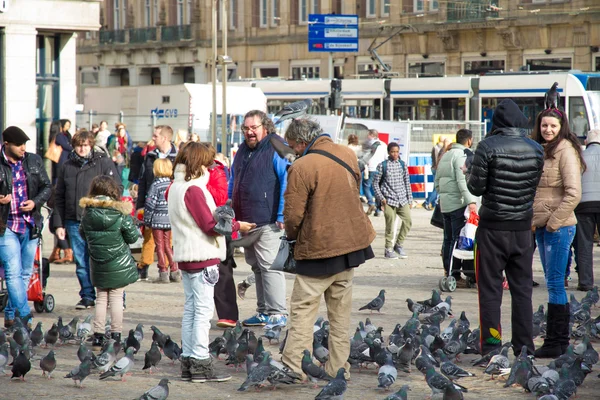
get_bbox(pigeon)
[151,326,168,350]
[406,298,427,314]
[7,336,19,363]
[425,366,468,397]
[12,324,29,347]
[0,329,5,346]
[359,289,386,313]
[456,311,470,334]
[0,343,10,374]
[11,349,31,381]
[143,341,162,373]
[442,379,465,400]
[484,344,510,379]
[442,329,468,362]
[538,396,559,400]
[313,340,330,365]
[542,368,560,388]
[59,316,79,343]
[504,345,533,388]
[544,82,560,110]
[419,289,442,308]
[415,345,438,374]
[76,315,93,340]
[163,336,182,363]
[209,336,227,359]
[464,328,480,355]
[315,367,347,400]
[99,346,135,381]
[40,350,57,379]
[138,378,170,400]
[378,353,397,390]
[382,385,410,400]
[30,322,44,347]
[77,342,95,363]
[267,357,302,387]
[273,98,313,128]
[302,349,332,388]
[395,337,413,373]
[364,318,377,334]
[126,329,141,354]
[65,358,92,387]
[313,317,324,332]
[436,349,475,381]
[526,375,551,396]
[44,323,59,347]
[253,337,266,362]
[533,304,545,326]
[554,364,577,400]
[263,324,283,344]
[473,341,511,367]
[134,323,144,343]
[93,339,117,373]
[238,352,273,391]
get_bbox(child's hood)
[80,196,133,229]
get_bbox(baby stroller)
[0,206,55,314]
[439,244,477,292]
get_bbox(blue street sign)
[308,14,359,53]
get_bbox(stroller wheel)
[446,276,457,292]
[34,301,44,313]
[43,294,55,313]
[439,277,448,292]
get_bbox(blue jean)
[65,220,96,301]
[0,226,37,320]
[425,170,438,206]
[442,207,474,279]
[362,172,376,206]
[535,225,576,305]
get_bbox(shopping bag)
[271,237,296,274]
[456,211,479,252]
[44,140,62,163]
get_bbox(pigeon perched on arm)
[213,199,235,236]
[359,289,386,313]
[315,367,347,399]
[138,378,170,400]
[544,82,560,109]
[273,99,313,125]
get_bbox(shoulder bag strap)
[307,149,359,184]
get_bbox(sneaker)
[360,196,368,203]
[242,313,269,327]
[154,271,170,284]
[189,357,231,383]
[76,299,95,310]
[393,244,408,259]
[137,265,149,281]
[267,314,287,326]
[181,356,191,381]
[170,270,182,283]
[216,319,237,328]
[384,249,398,259]
[237,280,251,300]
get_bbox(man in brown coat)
[281,119,376,380]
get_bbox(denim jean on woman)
[0,226,37,320]
[535,225,576,305]
[181,267,219,360]
[65,220,96,301]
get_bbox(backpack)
[379,159,406,184]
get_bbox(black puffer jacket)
[0,151,52,237]
[53,150,121,228]
[467,127,544,230]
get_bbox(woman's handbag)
[44,140,62,163]
[430,203,444,229]
[271,236,296,274]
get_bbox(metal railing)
[129,27,157,43]
[447,1,499,22]
[161,25,192,42]
[99,29,127,44]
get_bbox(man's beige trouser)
[281,268,353,379]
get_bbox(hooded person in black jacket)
[53,130,122,309]
[467,99,544,357]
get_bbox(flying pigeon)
[273,99,313,125]
[99,346,135,381]
[138,378,170,400]
[65,358,92,387]
[302,349,332,388]
[544,82,560,110]
[315,367,347,400]
[359,289,386,313]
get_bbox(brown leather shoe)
[59,248,74,264]
[48,247,62,263]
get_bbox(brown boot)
[57,248,74,264]
[48,247,62,263]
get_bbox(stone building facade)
[76,0,600,100]
[0,0,100,153]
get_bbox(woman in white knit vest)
[167,142,255,383]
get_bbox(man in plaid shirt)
[373,142,413,259]
[0,126,51,329]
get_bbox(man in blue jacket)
[228,110,289,327]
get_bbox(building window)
[332,0,342,14]
[382,0,390,16]
[120,69,130,86]
[292,66,320,80]
[154,0,159,25]
[230,0,237,29]
[300,0,308,24]
[408,61,445,77]
[464,60,505,75]
[187,0,192,24]
[414,0,424,13]
[595,56,600,71]
[260,0,268,27]
[114,0,121,29]
[177,0,184,25]
[525,57,572,71]
[430,0,438,11]
[145,0,151,26]
[36,35,60,156]
[367,0,376,17]
[271,0,279,27]
[151,68,161,85]
[253,67,279,78]
[183,66,195,83]
[312,0,319,14]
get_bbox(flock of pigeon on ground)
[1,286,600,399]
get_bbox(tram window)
[393,99,415,121]
[569,97,589,136]
[481,96,566,129]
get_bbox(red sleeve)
[207,165,228,207]
[184,186,220,236]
